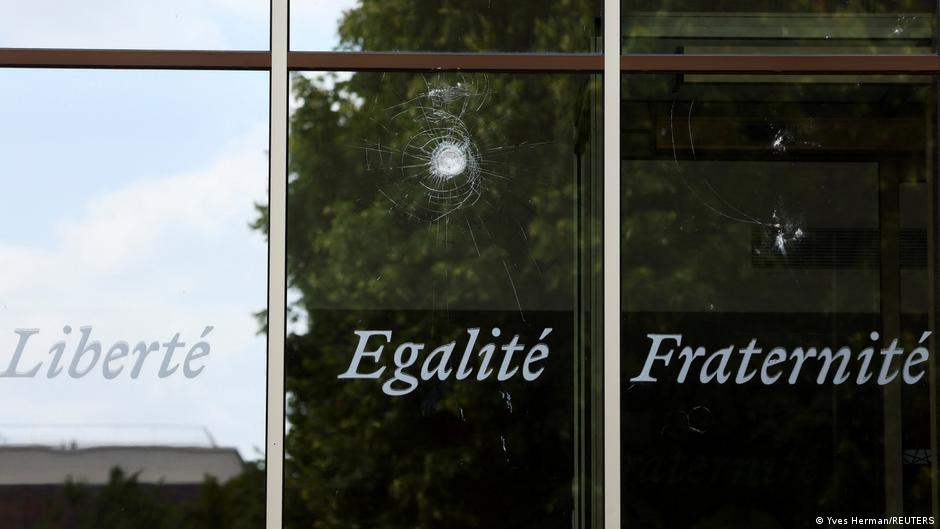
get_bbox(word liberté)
[1,326,213,380]
[631,331,932,385]
[338,327,553,396]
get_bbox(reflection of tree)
[265,2,601,528]
[336,0,598,52]
[278,76,595,529]
[620,76,932,526]
[623,0,935,53]
[627,0,932,13]
[37,464,265,529]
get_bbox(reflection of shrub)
[47,462,265,529]
[260,3,603,529]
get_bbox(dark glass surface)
[622,74,937,526]
[285,71,602,527]
[290,0,603,52]
[622,2,936,54]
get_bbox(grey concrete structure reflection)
[0,445,243,485]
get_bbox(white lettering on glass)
[630,332,933,386]
[338,327,554,397]
[2,326,214,380]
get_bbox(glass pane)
[621,74,937,525]
[291,0,602,52]
[0,70,268,527]
[285,71,602,526]
[0,0,268,50]
[622,3,936,53]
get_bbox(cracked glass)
[285,71,603,527]
[621,73,937,526]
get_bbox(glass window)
[0,0,269,50]
[290,0,603,53]
[285,71,603,526]
[621,73,935,525]
[622,2,936,54]
[0,69,268,527]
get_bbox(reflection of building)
[0,445,244,485]
[0,445,244,528]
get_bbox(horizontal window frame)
[4,48,940,74]
[0,48,271,69]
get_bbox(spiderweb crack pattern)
[373,75,494,223]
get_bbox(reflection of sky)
[0,0,358,462]
[290,0,360,51]
[0,0,357,51]
[0,68,270,458]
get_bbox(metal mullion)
[928,4,940,517]
[604,0,621,527]
[265,0,288,526]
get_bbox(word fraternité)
[630,332,932,386]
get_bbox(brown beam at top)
[621,54,940,73]
[288,52,604,72]
[0,48,271,70]
[3,48,940,74]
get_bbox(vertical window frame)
[603,1,621,529]
[266,1,288,529]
